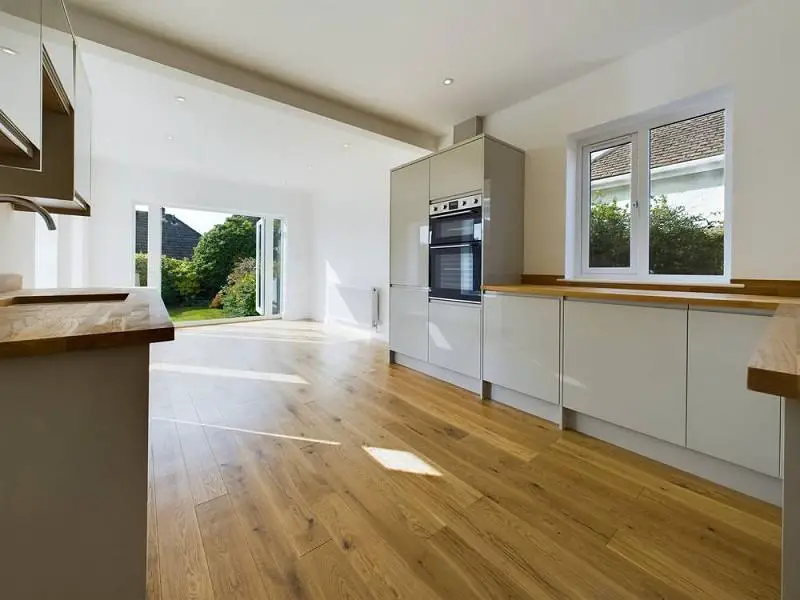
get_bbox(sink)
[0,292,129,307]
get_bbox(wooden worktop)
[748,304,800,399]
[483,284,800,311]
[0,287,175,359]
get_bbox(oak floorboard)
[146,322,781,600]
[146,451,162,600]
[195,494,271,600]
[149,419,215,600]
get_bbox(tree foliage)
[134,253,148,287]
[191,216,257,298]
[161,256,200,306]
[219,257,257,317]
[589,195,723,275]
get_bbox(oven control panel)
[430,194,482,216]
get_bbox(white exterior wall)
[485,0,800,278]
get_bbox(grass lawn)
[168,306,227,322]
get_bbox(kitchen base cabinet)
[563,300,688,446]
[687,309,781,476]
[389,287,428,362]
[483,292,560,404]
[428,299,481,378]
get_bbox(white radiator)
[326,285,379,329]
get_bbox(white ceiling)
[82,43,425,192]
[70,0,749,134]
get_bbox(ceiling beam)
[67,7,439,152]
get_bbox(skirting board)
[391,352,482,395]
[566,410,782,506]
[484,382,563,427]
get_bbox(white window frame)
[570,92,733,283]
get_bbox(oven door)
[429,242,481,303]
[429,208,482,246]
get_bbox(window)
[576,104,729,281]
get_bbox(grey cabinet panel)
[687,310,781,476]
[390,160,429,287]
[429,139,484,201]
[389,287,428,362]
[483,293,560,404]
[563,301,688,446]
[428,300,481,378]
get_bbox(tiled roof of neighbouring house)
[590,110,725,180]
[135,210,202,260]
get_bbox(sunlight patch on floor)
[150,363,309,384]
[152,417,341,446]
[363,447,442,476]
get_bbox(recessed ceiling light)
[166,135,174,141]
[343,143,350,149]
[1,47,18,56]
[307,165,313,169]
[175,96,186,103]
[443,78,454,86]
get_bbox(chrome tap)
[0,196,56,231]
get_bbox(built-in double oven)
[428,194,482,303]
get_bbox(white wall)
[88,158,314,320]
[0,205,36,286]
[485,0,800,279]
[310,174,392,337]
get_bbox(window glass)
[648,111,725,275]
[589,142,632,268]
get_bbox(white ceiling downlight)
[442,78,454,86]
[0,47,18,56]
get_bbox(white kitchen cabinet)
[429,139,484,201]
[389,287,428,362]
[687,309,781,476]
[73,52,91,204]
[0,0,42,157]
[563,300,688,446]
[42,0,74,105]
[390,159,429,287]
[428,299,481,378]
[483,292,560,404]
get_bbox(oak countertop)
[0,287,175,359]
[483,284,800,311]
[748,304,800,399]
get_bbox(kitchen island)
[748,304,800,599]
[0,285,174,600]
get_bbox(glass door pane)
[255,218,264,315]
[272,219,285,316]
[588,141,632,268]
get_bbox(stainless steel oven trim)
[430,208,478,220]
[430,242,473,249]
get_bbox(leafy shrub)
[590,195,723,275]
[191,216,257,299]
[219,257,257,317]
[134,253,148,286]
[161,257,200,307]
[209,292,223,309]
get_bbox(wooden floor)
[147,320,781,600]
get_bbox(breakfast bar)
[748,304,800,599]
[0,285,173,600]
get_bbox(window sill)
[557,278,745,292]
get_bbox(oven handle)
[429,242,474,249]
[429,209,480,219]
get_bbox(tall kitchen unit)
[389,134,525,393]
